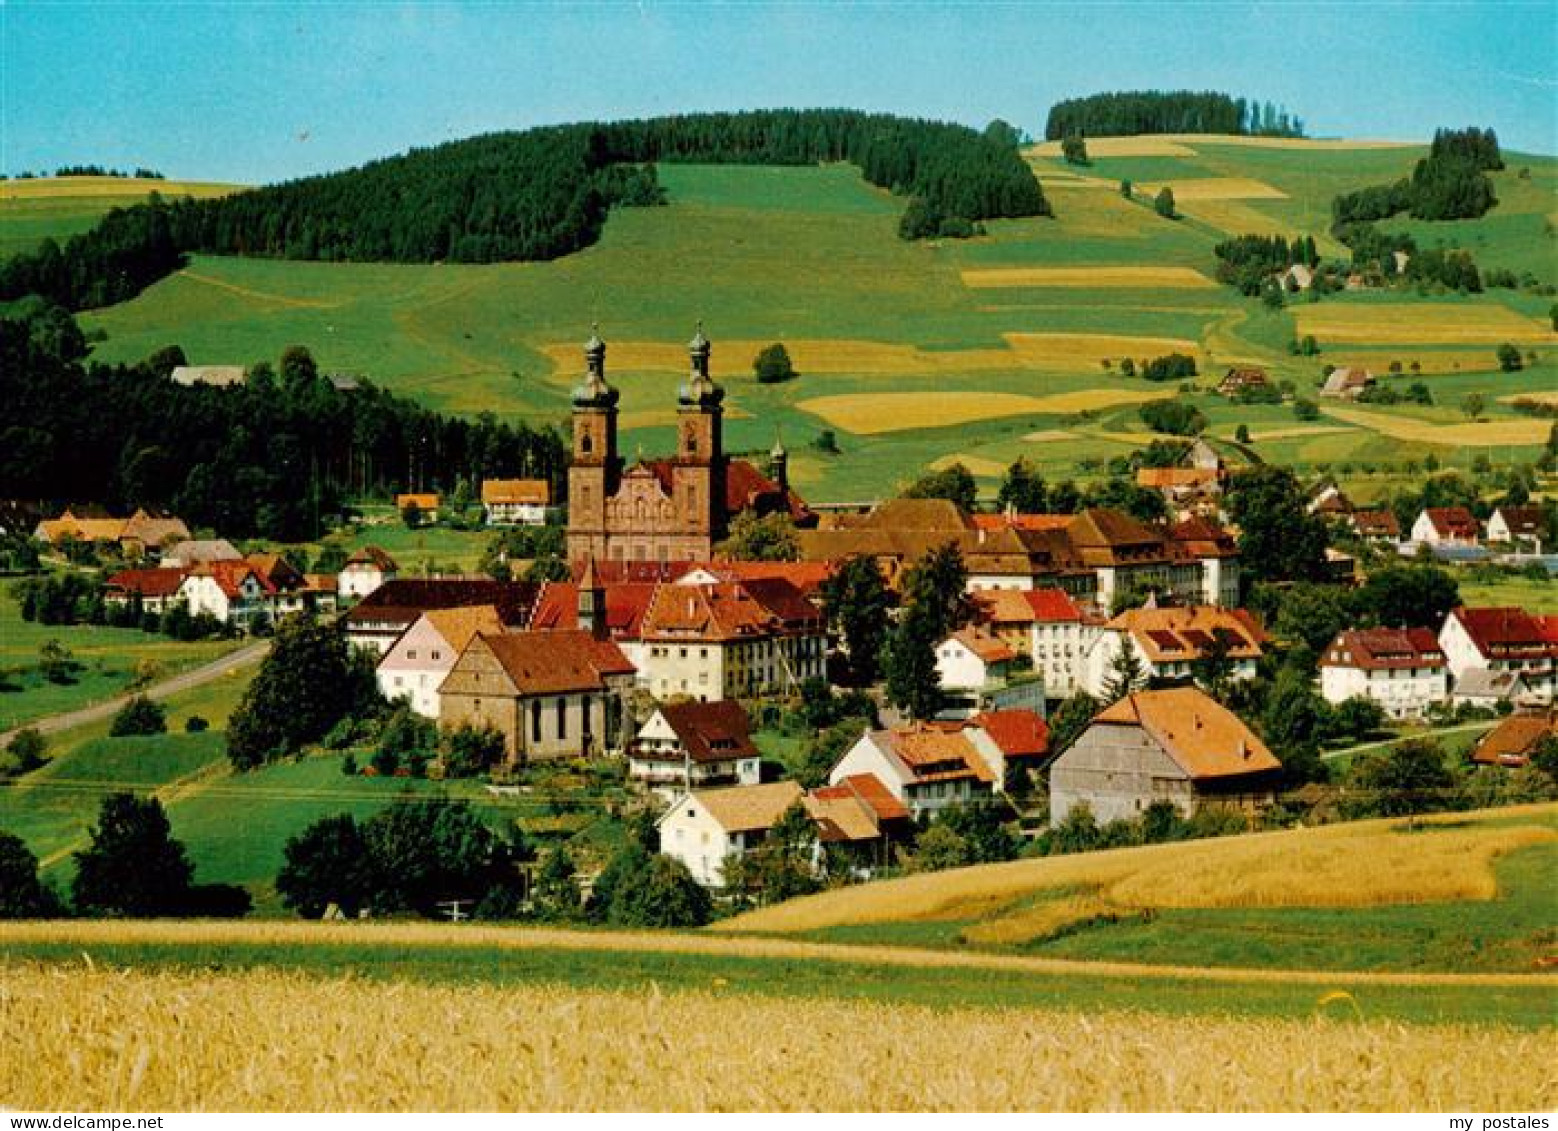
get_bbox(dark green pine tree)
[885,600,943,720]
[71,792,194,916]
[1101,640,1146,705]
[820,554,893,685]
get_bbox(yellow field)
[960,266,1216,289]
[1294,304,1558,346]
[1338,349,1531,375]
[1027,137,1199,158]
[724,806,1558,935]
[928,454,1012,477]
[1027,135,1415,158]
[1136,177,1288,201]
[0,175,241,200]
[1002,330,1202,367]
[798,389,1173,434]
[1226,425,1359,442]
[1321,405,1556,447]
[2,964,1549,1112]
[1022,429,1079,443]
[1502,390,1558,406]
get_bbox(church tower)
[673,323,725,545]
[566,328,620,563]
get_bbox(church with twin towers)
[565,326,816,565]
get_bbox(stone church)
[565,327,815,564]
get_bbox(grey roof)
[171,366,246,387]
[162,538,242,565]
[1451,668,1528,701]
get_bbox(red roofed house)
[974,586,1100,699]
[1470,710,1557,768]
[1439,607,1557,703]
[1319,628,1448,719]
[339,545,400,601]
[177,560,275,629]
[1411,507,1480,546]
[1084,606,1266,698]
[1049,688,1282,825]
[437,629,636,762]
[1486,506,1546,553]
[827,722,1003,818]
[343,577,537,656]
[935,626,1020,713]
[565,328,815,566]
[104,567,190,615]
[1349,509,1402,544]
[628,699,762,796]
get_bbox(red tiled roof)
[1092,689,1280,780]
[1350,510,1401,537]
[1471,711,1557,767]
[1320,628,1445,671]
[190,559,275,599]
[834,772,910,823]
[971,709,1050,759]
[642,578,820,642]
[1451,607,1558,656]
[947,626,1016,664]
[345,578,537,629]
[481,478,549,506]
[105,567,188,599]
[655,700,758,765]
[1422,507,1479,538]
[571,559,697,585]
[476,629,635,694]
[345,545,399,572]
[1492,506,1544,536]
[1024,587,1084,622]
[643,458,816,527]
[971,513,1076,533]
[706,559,835,598]
[529,581,659,639]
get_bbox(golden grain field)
[1320,405,1556,446]
[1,963,1550,1112]
[1135,177,1289,201]
[1027,137,1201,158]
[798,389,1173,434]
[1502,390,1558,406]
[0,176,242,200]
[960,266,1217,289]
[723,807,1558,935]
[928,454,1013,477]
[1294,303,1558,346]
[1226,425,1359,442]
[1021,429,1079,442]
[1026,134,1414,159]
[1002,330,1202,367]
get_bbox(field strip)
[1294,303,1558,346]
[798,389,1173,434]
[928,454,1011,477]
[1135,177,1289,201]
[1022,429,1078,442]
[180,269,340,310]
[961,266,1216,289]
[540,338,1019,379]
[0,176,243,201]
[1320,405,1555,446]
[1501,390,1558,406]
[1223,425,1359,442]
[1027,137,1200,158]
[1,919,1553,988]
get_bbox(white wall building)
[1318,628,1448,720]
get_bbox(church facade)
[565,328,814,565]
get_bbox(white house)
[1411,507,1480,546]
[1082,606,1266,698]
[481,479,550,526]
[973,587,1098,699]
[658,781,805,888]
[1439,607,1557,703]
[628,700,762,797]
[935,626,1016,694]
[1486,506,1545,552]
[338,546,400,601]
[1318,628,1448,720]
[177,560,274,627]
[827,724,1000,818]
[376,604,505,718]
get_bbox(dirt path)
[0,640,267,749]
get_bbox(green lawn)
[0,177,242,259]
[0,585,247,733]
[1460,575,1558,614]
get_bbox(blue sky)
[4,1,1555,183]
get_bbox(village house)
[1411,507,1481,546]
[1348,509,1402,544]
[1439,607,1557,703]
[481,478,550,526]
[1470,710,1557,768]
[342,577,536,655]
[1217,365,1272,398]
[104,567,189,616]
[972,586,1099,699]
[1049,688,1282,826]
[527,569,660,671]
[1305,479,1354,519]
[934,625,1043,716]
[337,546,400,602]
[177,559,275,629]
[1485,505,1545,552]
[627,699,762,797]
[1279,263,1313,292]
[1451,669,1535,710]
[376,604,506,718]
[802,775,914,878]
[827,723,1001,818]
[437,629,636,762]
[1319,367,1375,400]
[395,493,440,524]
[1318,628,1448,720]
[1082,605,1266,698]
[657,781,805,888]
[33,507,190,557]
[636,574,826,701]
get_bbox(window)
[581,433,593,454]
[407,650,417,660]
[431,650,440,661]
[531,700,542,743]
[556,697,567,740]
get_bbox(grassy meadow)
[0,175,242,259]
[0,585,247,733]
[36,143,1551,502]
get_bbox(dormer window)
[581,433,594,454]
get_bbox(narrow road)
[0,640,268,748]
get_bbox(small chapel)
[565,327,815,564]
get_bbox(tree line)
[1332,127,1502,227]
[1044,91,1304,140]
[0,110,1049,313]
[0,300,567,541]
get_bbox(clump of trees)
[902,463,978,512]
[110,695,167,737]
[752,342,796,383]
[1138,400,1207,436]
[1332,127,1501,227]
[1044,91,1303,140]
[1061,133,1089,165]
[1213,234,1320,295]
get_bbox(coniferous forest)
[0,110,1050,313]
[1044,91,1304,140]
[0,299,567,541]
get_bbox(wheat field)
[1135,177,1289,201]
[0,176,240,201]
[1320,405,1556,446]
[1,963,1550,1111]
[1294,303,1558,346]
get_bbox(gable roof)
[693,781,805,834]
[345,578,536,630]
[530,580,659,639]
[946,625,1016,664]
[971,513,1077,533]
[421,604,506,655]
[640,458,816,527]
[1092,689,1280,780]
[1108,606,1266,663]
[245,552,304,590]
[1350,509,1401,538]
[831,772,910,823]
[1451,667,1530,702]
[164,538,241,565]
[804,789,884,843]
[1471,711,1557,766]
[345,545,400,572]
[395,493,440,510]
[1321,627,1445,671]
[642,578,820,642]
[1490,506,1544,536]
[1420,507,1479,538]
[481,478,550,506]
[105,567,189,599]
[1449,607,1557,658]
[186,559,274,599]
[472,629,635,695]
[970,709,1050,759]
[874,726,997,785]
[654,700,759,765]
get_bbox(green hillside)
[15,140,1556,502]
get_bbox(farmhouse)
[1348,509,1402,543]
[481,478,550,526]
[1470,710,1557,768]
[827,723,1003,818]
[802,776,914,877]
[1049,688,1282,826]
[565,328,814,565]
[376,604,506,718]
[1306,479,1354,518]
[1485,505,1545,552]
[658,781,804,888]
[395,494,440,525]
[1411,507,1480,546]
[528,570,660,671]
[177,559,274,628]
[104,567,189,615]
[438,630,636,762]
[162,538,241,568]
[1217,366,1272,397]
[1318,628,1447,720]
[1319,367,1375,400]
[33,507,191,555]
[1438,607,1557,702]
[1083,605,1266,697]
[342,577,535,655]
[338,546,400,602]
[934,626,1036,715]
[627,699,762,796]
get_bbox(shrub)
[110,695,166,737]
[183,714,210,733]
[753,342,796,384]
